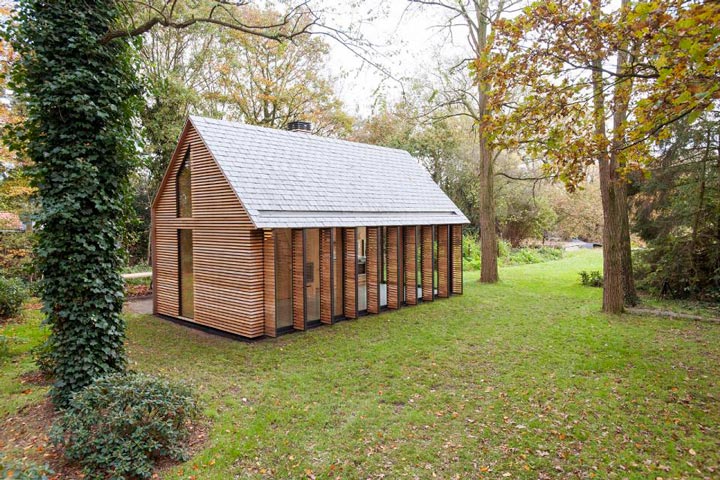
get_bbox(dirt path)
[124,296,153,315]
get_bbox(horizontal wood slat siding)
[421,225,434,302]
[292,229,305,330]
[320,228,333,325]
[152,124,264,337]
[344,228,357,319]
[366,227,380,314]
[387,227,400,309]
[451,225,463,295]
[404,226,418,305]
[263,230,276,337]
[437,225,450,298]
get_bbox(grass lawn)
[2,250,720,479]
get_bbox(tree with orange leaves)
[486,0,719,313]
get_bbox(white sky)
[319,0,469,117]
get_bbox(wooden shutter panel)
[367,227,380,314]
[387,227,400,309]
[421,226,434,301]
[437,225,450,298]
[320,228,334,324]
[451,225,463,295]
[344,228,358,319]
[404,226,418,305]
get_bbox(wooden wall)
[451,225,463,295]
[421,225,434,302]
[404,226,418,305]
[320,228,333,324]
[367,227,380,314]
[152,124,264,338]
[343,228,357,319]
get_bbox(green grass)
[2,250,720,478]
[0,309,49,416]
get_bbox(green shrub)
[0,453,53,480]
[504,246,564,265]
[497,239,511,258]
[462,232,482,270]
[51,373,199,480]
[462,234,564,270]
[31,339,55,377]
[0,276,27,320]
[579,270,603,287]
[0,232,37,283]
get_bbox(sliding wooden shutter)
[451,225,463,295]
[421,225,434,302]
[320,228,334,324]
[367,227,380,314]
[387,227,401,309]
[404,226,418,305]
[343,228,358,319]
[437,225,450,298]
[292,229,305,330]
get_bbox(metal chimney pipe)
[286,120,312,133]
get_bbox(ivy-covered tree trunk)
[8,0,138,406]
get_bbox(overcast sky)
[319,0,469,117]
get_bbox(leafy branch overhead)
[103,0,319,44]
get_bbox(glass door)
[357,227,367,312]
[305,229,321,323]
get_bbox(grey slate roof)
[189,116,470,229]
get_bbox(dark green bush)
[0,276,27,320]
[579,270,603,287]
[51,373,199,480]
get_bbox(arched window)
[177,148,192,217]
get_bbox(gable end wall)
[152,124,265,338]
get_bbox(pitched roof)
[189,116,470,229]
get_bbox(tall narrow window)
[305,229,321,323]
[357,227,367,312]
[275,229,293,330]
[179,229,194,319]
[177,148,192,217]
[380,227,388,307]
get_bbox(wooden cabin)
[151,116,469,338]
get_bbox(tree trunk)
[592,0,624,313]
[474,0,498,283]
[609,0,637,307]
[478,133,498,282]
[617,182,637,306]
